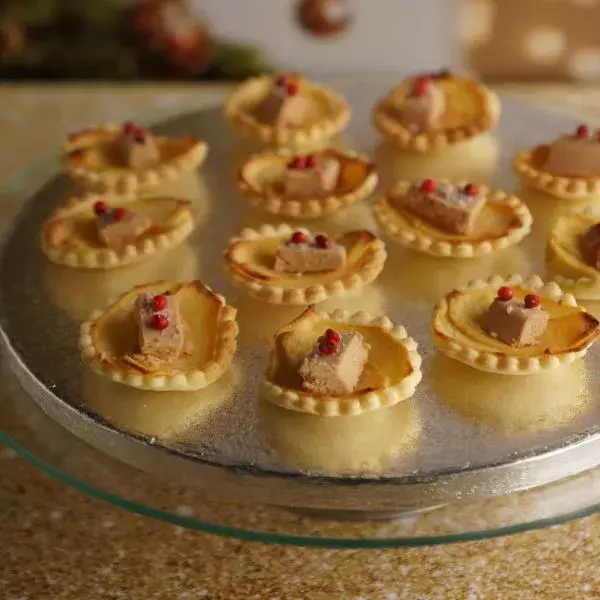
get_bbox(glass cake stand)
[2,81,600,548]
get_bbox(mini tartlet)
[62,122,208,193]
[42,192,195,269]
[373,179,532,258]
[372,71,500,152]
[262,307,422,416]
[224,224,386,305]
[547,205,600,299]
[223,73,350,150]
[431,274,600,375]
[79,280,239,391]
[236,148,377,219]
[513,124,600,200]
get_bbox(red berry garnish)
[123,121,136,135]
[275,75,287,87]
[291,231,309,245]
[134,129,147,143]
[93,201,108,215]
[421,178,437,193]
[152,314,169,331]
[305,154,318,168]
[114,207,126,221]
[325,328,341,343]
[152,294,167,311]
[524,294,541,309]
[464,183,478,196]
[319,339,337,356]
[497,286,514,302]
[413,77,432,97]
[288,156,306,169]
[315,234,331,249]
[286,82,299,96]
[576,124,589,139]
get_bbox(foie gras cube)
[395,77,446,131]
[283,155,340,197]
[299,330,369,396]
[581,223,600,269]
[542,134,600,177]
[118,123,159,169]
[485,297,548,347]
[402,180,486,235]
[274,232,346,273]
[254,78,311,128]
[96,207,152,250]
[133,291,183,361]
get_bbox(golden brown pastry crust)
[223,74,350,150]
[236,147,378,219]
[373,180,532,258]
[224,224,387,304]
[262,306,422,416]
[79,280,239,391]
[431,274,599,374]
[62,123,208,192]
[372,74,500,152]
[546,205,600,299]
[513,145,600,200]
[41,191,195,269]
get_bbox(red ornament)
[93,201,108,216]
[152,294,167,311]
[114,207,126,221]
[421,178,437,193]
[134,129,147,143]
[305,154,318,168]
[275,74,287,87]
[325,328,341,343]
[287,82,299,96]
[576,124,589,139]
[464,183,478,197]
[315,234,330,249]
[524,294,541,309]
[123,121,137,136]
[319,338,337,355]
[288,156,306,169]
[413,77,432,97]
[152,314,169,331]
[497,286,514,302]
[291,231,309,244]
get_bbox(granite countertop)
[3,83,600,600]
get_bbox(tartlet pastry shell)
[79,280,239,391]
[513,147,600,201]
[547,205,600,299]
[223,74,350,150]
[62,123,208,193]
[224,223,387,305]
[431,274,599,375]
[41,192,195,269]
[373,181,532,258]
[372,75,500,152]
[236,148,378,219]
[262,307,422,416]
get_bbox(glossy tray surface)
[2,81,600,515]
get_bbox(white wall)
[197,0,461,77]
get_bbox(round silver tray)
[2,80,600,522]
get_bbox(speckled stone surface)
[3,84,600,599]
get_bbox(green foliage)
[210,41,274,80]
[0,0,274,80]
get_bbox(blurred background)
[1,0,596,83]
[0,0,600,81]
